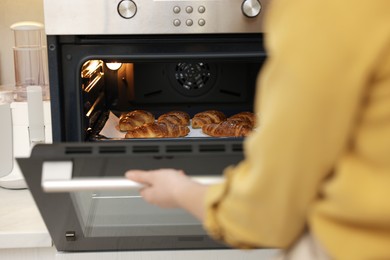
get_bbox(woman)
[126,1,390,259]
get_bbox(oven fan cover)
[170,62,217,97]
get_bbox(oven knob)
[118,0,137,19]
[242,0,261,18]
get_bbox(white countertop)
[0,187,52,249]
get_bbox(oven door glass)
[17,140,243,252]
[71,189,202,239]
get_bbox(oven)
[17,0,270,252]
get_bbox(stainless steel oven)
[17,0,270,252]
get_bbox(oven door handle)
[41,161,224,193]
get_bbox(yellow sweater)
[204,1,390,259]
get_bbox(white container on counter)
[0,86,52,189]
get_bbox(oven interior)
[48,35,266,142]
[83,59,262,140]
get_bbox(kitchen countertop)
[0,187,52,249]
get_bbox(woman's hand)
[125,169,208,220]
[125,169,193,208]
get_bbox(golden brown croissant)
[119,110,155,131]
[201,121,252,137]
[125,122,190,138]
[191,110,226,129]
[157,111,190,126]
[227,112,256,128]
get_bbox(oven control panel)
[119,0,265,30]
[170,4,207,28]
[44,0,270,35]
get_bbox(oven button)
[198,6,206,14]
[185,6,193,13]
[198,19,206,26]
[173,19,181,27]
[242,0,261,18]
[118,0,137,19]
[186,19,193,26]
[173,6,181,14]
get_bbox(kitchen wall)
[0,0,44,85]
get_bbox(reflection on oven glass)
[71,190,204,237]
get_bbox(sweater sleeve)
[203,0,383,248]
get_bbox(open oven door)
[16,140,244,252]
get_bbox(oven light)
[106,62,122,70]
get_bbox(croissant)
[125,122,190,138]
[192,110,226,129]
[202,121,252,137]
[119,110,155,131]
[157,111,190,126]
[227,112,256,128]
